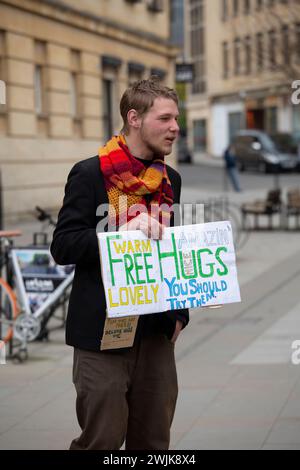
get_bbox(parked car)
[177,136,193,164]
[231,130,300,173]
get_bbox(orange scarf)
[99,135,173,229]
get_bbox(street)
[0,163,300,449]
[171,166,300,449]
[172,229,300,449]
[179,162,300,193]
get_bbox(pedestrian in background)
[223,145,242,192]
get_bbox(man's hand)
[119,213,164,240]
[171,320,183,343]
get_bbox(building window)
[244,36,251,74]
[70,50,80,116]
[70,49,81,137]
[233,0,239,17]
[256,0,263,10]
[101,55,121,140]
[296,23,300,62]
[256,32,264,71]
[282,25,290,65]
[221,0,228,21]
[70,73,79,118]
[265,107,277,134]
[233,38,241,75]
[228,112,244,142]
[191,25,204,56]
[102,78,114,142]
[190,0,206,94]
[34,40,48,136]
[146,0,164,13]
[170,0,184,46]
[34,65,43,115]
[0,30,5,98]
[222,41,229,78]
[292,105,300,135]
[150,67,167,81]
[128,62,145,85]
[0,31,5,83]
[192,59,206,94]
[268,30,276,69]
[193,119,207,151]
[34,41,47,116]
[244,0,250,14]
[0,31,7,135]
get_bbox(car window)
[270,134,298,154]
[236,135,253,145]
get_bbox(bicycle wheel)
[0,278,18,343]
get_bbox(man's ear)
[127,109,141,129]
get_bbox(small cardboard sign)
[100,316,139,350]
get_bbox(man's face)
[139,97,180,157]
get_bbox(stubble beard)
[140,128,171,159]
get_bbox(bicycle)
[0,230,22,347]
[0,209,74,362]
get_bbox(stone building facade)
[0,0,178,222]
[185,0,300,159]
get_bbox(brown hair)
[120,76,178,134]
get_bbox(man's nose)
[170,119,179,133]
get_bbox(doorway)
[246,108,264,130]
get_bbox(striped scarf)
[99,134,173,229]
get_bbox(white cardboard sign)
[98,221,241,318]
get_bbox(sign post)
[175,63,194,83]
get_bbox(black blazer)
[50,156,189,352]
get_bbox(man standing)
[51,77,189,450]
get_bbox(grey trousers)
[70,334,178,450]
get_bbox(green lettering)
[106,235,123,286]
[216,246,228,276]
[124,254,136,285]
[143,253,155,283]
[133,253,145,284]
[197,248,214,278]
[157,233,180,281]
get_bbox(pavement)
[191,152,224,168]
[1,170,300,450]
